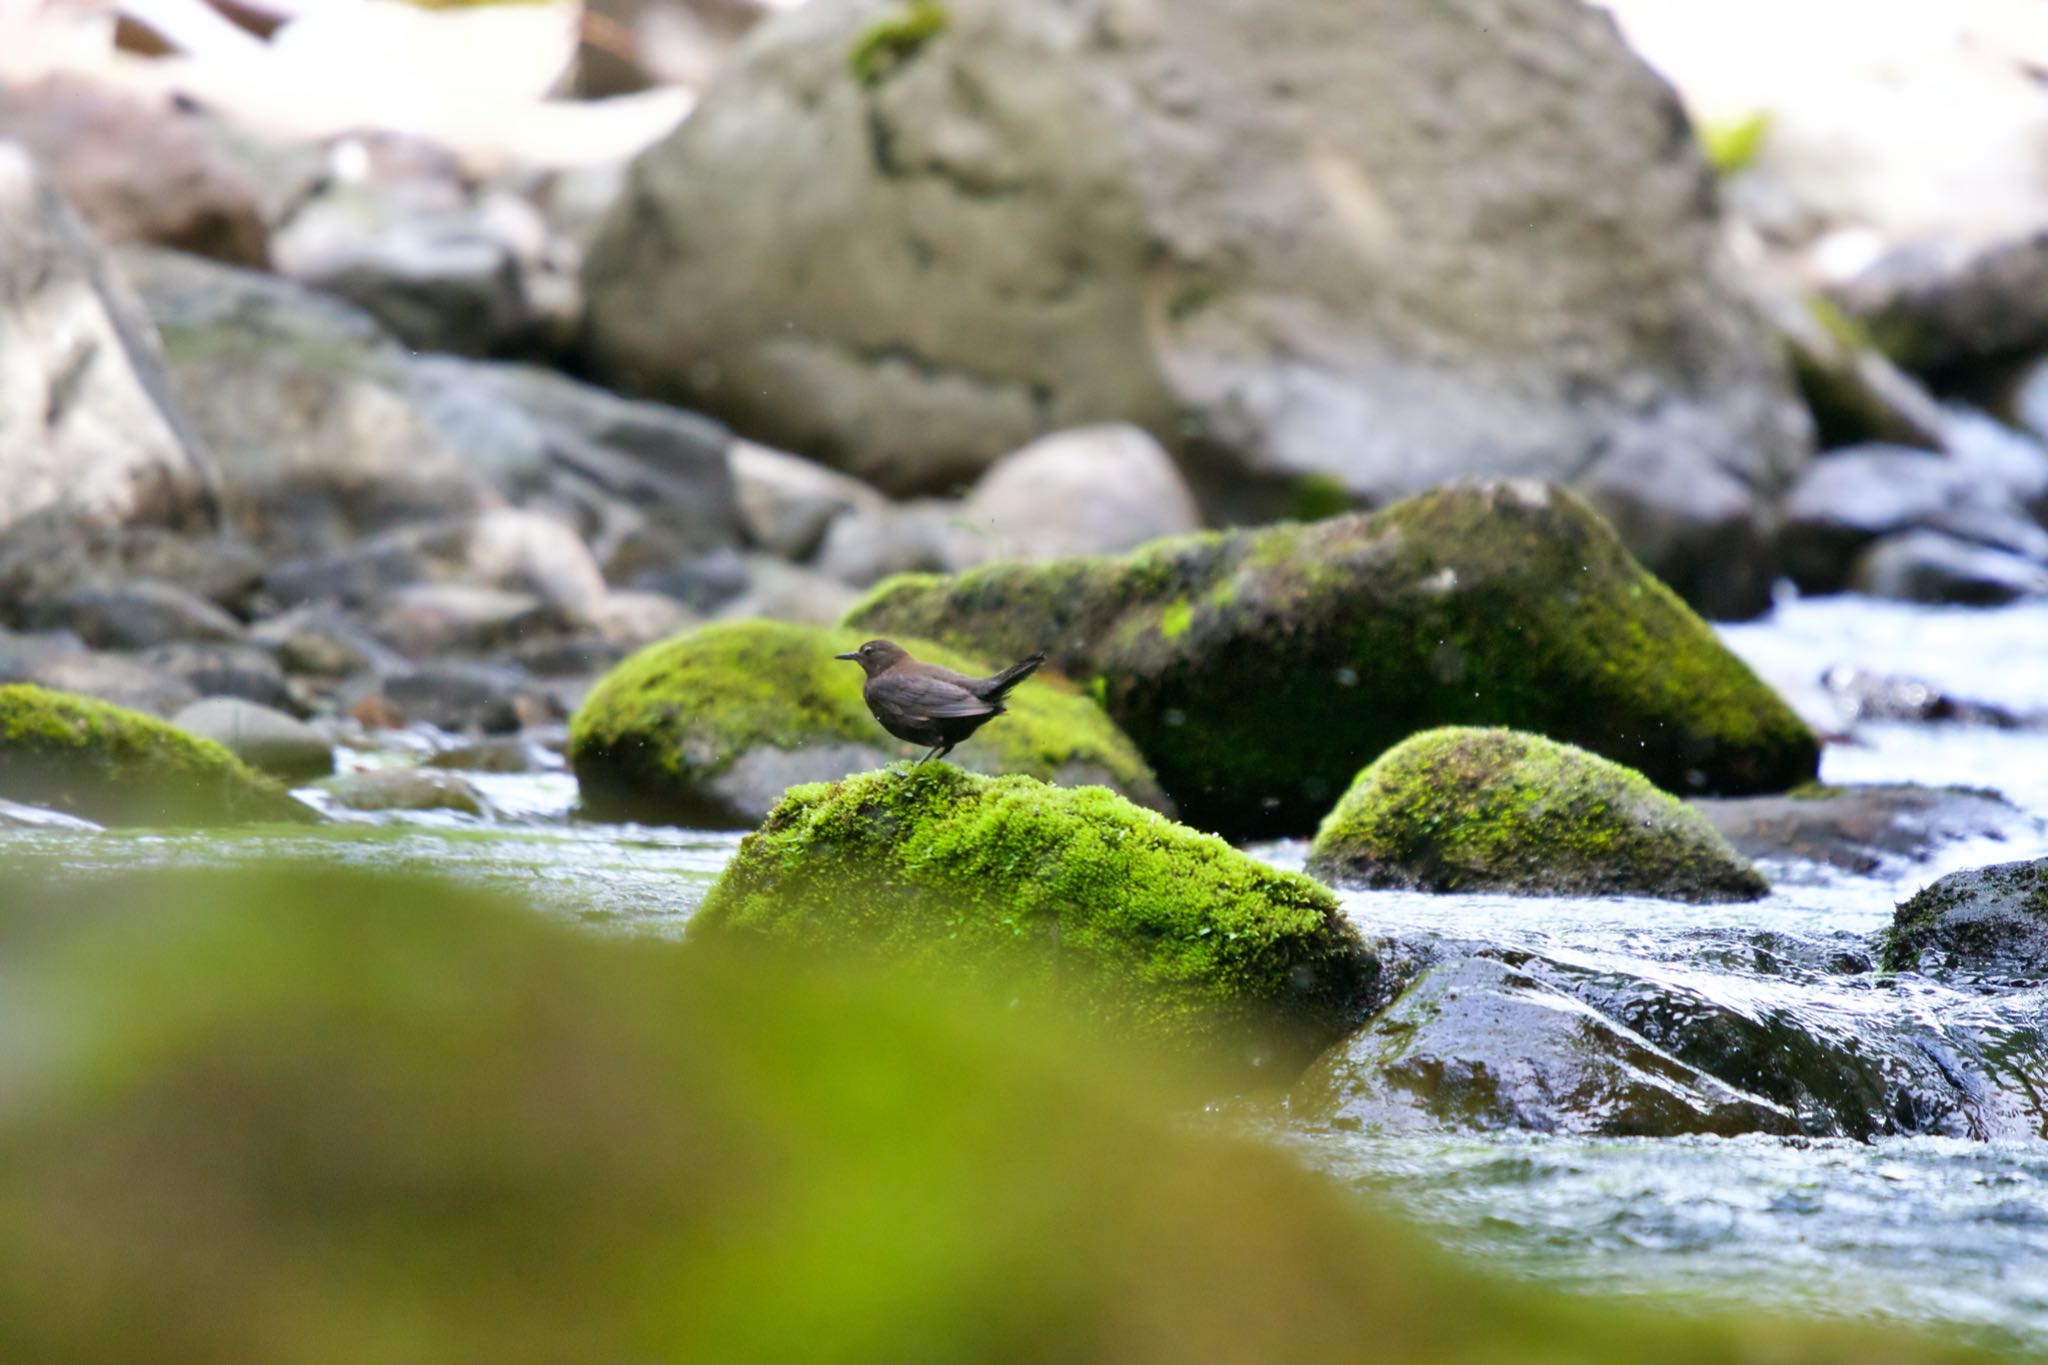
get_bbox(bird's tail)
[985,652,1046,702]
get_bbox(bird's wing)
[871,673,996,719]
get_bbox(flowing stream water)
[6,595,2047,1350]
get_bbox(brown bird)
[835,638,1046,765]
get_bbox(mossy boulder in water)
[568,619,1168,826]
[1884,859,2048,976]
[1306,727,1768,902]
[847,480,1817,839]
[695,764,1371,1069]
[0,684,311,825]
[0,866,1981,1363]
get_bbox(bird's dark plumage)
[835,638,1046,765]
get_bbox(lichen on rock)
[1306,727,1767,902]
[693,764,1372,1068]
[847,480,1819,839]
[0,683,312,825]
[1884,858,2048,976]
[568,618,1169,826]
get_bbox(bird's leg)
[914,743,953,766]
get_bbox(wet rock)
[1849,530,2048,606]
[1307,728,1766,902]
[713,555,859,626]
[0,145,217,535]
[0,682,309,824]
[1296,957,1797,1139]
[1832,228,2048,377]
[0,76,269,267]
[28,580,242,650]
[1777,444,2048,594]
[729,438,889,560]
[697,764,1370,1068]
[584,0,1810,610]
[849,481,1819,838]
[117,244,496,549]
[274,182,575,358]
[141,641,296,712]
[1525,947,2038,1140]
[0,797,99,831]
[1694,785,2035,878]
[407,356,740,580]
[1885,859,2048,977]
[320,766,488,816]
[173,697,334,782]
[949,426,1203,569]
[1817,667,2020,728]
[570,619,1170,826]
[0,523,265,618]
[373,583,554,658]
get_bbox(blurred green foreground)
[0,867,1997,1363]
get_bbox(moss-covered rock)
[0,683,312,825]
[1884,859,2048,976]
[569,619,1168,826]
[695,764,1371,1069]
[847,480,1818,838]
[0,866,1989,1364]
[1307,727,1765,902]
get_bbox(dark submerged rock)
[1695,784,2036,876]
[1295,956,1798,1138]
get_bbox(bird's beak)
[833,651,859,661]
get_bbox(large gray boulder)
[584,0,1810,614]
[0,144,217,536]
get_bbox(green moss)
[1305,727,1767,902]
[1804,295,1873,353]
[1159,597,1193,640]
[1699,110,1772,175]
[0,865,1991,1363]
[695,764,1372,1066]
[1286,472,1352,522]
[568,619,1167,825]
[847,481,1819,839]
[0,684,311,826]
[849,0,949,86]
[1882,859,2048,973]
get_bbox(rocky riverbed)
[2,593,2043,1350]
[5,0,2048,1355]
